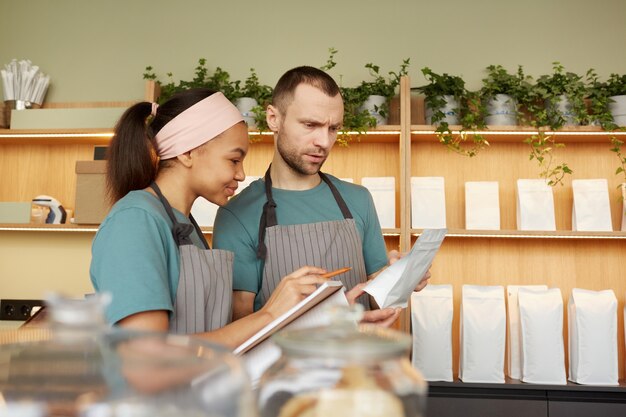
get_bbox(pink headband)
[154,92,244,159]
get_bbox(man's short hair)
[272,66,341,115]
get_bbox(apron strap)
[256,167,354,259]
[257,167,277,259]
[319,172,353,220]
[149,182,209,248]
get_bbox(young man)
[213,66,428,325]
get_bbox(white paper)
[240,288,350,387]
[568,288,618,385]
[411,285,454,381]
[518,287,566,384]
[411,177,446,229]
[506,285,547,380]
[465,181,500,230]
[516,179,556,231]
[363,228,446,308]
[361,176,396,228]
[459,285,506,383]
[572,179,612,231]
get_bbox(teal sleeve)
[361,189,389,276]
[213,207,262,294]
[90,208,175,324]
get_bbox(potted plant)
[318,47,377,145]
[354,59,410,125]
[143,58,236,104]
[479,65,532,126]
[414,67,486,157]
[603,73,626,127]
[519,62,588,186]
[231,68,273,130]
[530,62,588,128]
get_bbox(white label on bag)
[572,179,612,231]
[516,179,556,231]
[506,285,548,380]
[411,177,446,229]
[568,288,618,385]
[459,285,505,383]
[411,285,454,382]
[465,181,500,230]
[518,287,566,384]
[361,177,396,229]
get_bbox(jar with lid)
[0,294,255,417]
[257,306,427,417]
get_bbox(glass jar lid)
[272,306,411,361]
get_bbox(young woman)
[90,88,329,348]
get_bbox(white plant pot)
[359,95,388,126]
[485,94,517,126]
[425,95,459,125]
[608,95,626,127]
[235,97,258,128]
[546,94,579,126]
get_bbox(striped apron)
[256,168,370,309]
[150,183,233,333]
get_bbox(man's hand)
[345,282,401,328]
[388,249,431,292]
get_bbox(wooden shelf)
[411,229,626,240]
[0,128,114,145]
[0,223,98,232]
[410,125,626,143]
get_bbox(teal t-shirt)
[90,190,205,325]
[212,174,388,310]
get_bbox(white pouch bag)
[465,181,500,230]
[191,197,219,227]
[411,177,446,229]
[234,175,260,195]
[459,285,505,383]
[516,179,556,231]
[518,287,566,384]
[361,176,396,229]
[572,179,612,231]
[506,285,548,380]
[192,176,260,226]
[568,288,618,385]
[411,285,454,382]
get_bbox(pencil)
[320,267,352,279]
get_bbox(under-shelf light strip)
[411,129,626,136]
[412,231,626,239]
[1,133,114,138]
[0,227,98,232]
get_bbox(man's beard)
[276,131,327,176]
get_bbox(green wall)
[1,0,625,103]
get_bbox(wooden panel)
[0,143,95,209]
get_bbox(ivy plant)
[415,67,487,157]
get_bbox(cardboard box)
[75,161,110,224]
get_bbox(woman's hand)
[260,266,329,320]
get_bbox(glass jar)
[257,307,427,417]
[0,294,255,417]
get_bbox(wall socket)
[0,299,44,321]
